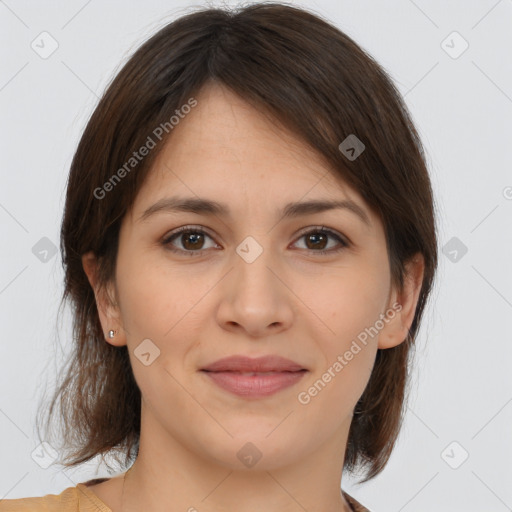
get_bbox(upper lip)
[201,355,306,372]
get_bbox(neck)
[120,465,353,512]
[119,440,353,512]
[117,401,355,512]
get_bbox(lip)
[200,355,308,398]
[201,370,307,398]
[201,355,305,373]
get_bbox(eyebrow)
[138,196,371,226]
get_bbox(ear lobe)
[378,253,425,350]
[81,251,126,347]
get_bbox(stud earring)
[108,329,116,339]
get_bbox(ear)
[82,251,126,347]
[378,253,425,349]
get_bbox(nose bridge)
[233,233,280,299]
[216,232,293,335]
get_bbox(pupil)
[307,233,327,250]
[184,233,204,250]
[180,232,328,251]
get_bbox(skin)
[82,83,424,512]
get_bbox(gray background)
[1,0,511,511]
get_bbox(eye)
[161,225,349,256]
[162,226,219,255]
[291,226,349,255]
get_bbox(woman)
[0,2,438,511]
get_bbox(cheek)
[115,253,191,338]
[302,294,379,414]
[303,267,385,392]
[116,257,209,382]
[324,346,377,414]
[297,333,377,424]
[308,266,388,339]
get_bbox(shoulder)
[0,485,78,511]
[0,482,111,512]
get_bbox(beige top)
[0,478,370,511]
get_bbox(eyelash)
[161,225,350,257]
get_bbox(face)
[84,83,420,473]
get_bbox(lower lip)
[201,370,307,398]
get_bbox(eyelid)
[161,224,220,249]
[161,224,350,255]
[293,225,351,246]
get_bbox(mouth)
[200,354,307,373]
[200,369,308,398]
[201,370,307,375]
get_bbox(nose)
[215,244,294,338]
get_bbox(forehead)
[130,83,373,224]
[155,84,330,178]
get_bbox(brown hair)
[37,1,438,483]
